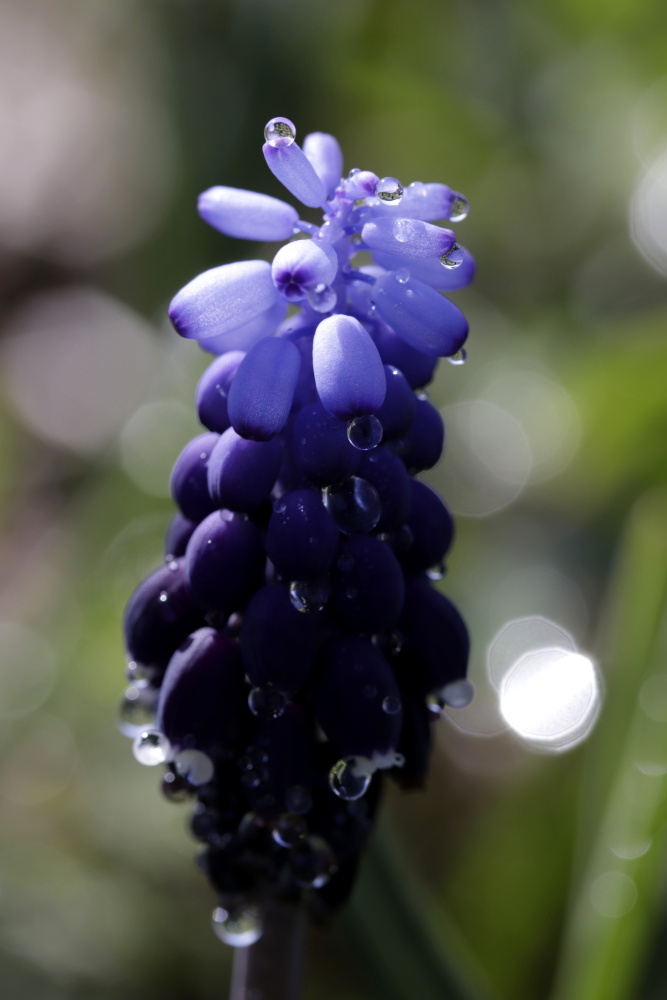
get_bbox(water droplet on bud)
[375,176,403,203]
[426,561,446,580]
[347,415,383,451]
[132,730,171,766]
[395,268,410,284]
[329,756,374,800]
[161,768,192,802]
[448,348,467,366]
[292,835,337,888]
[307,284,337,313]
[443,678,474,708]
[440,244,464,269]
[118,685,158,736]
[449,195,469,222]
[382,695,402,715]
[212,905,263,947]
[323,477,382,534]
[248,686,289,719]
[289,580,328,613]
[264,117,296,148]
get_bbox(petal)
[313,314,386,420]
[227,336,301,440]
[263,142,327,208]
[271,238,338,301]
[372,246,476,291]
[372,272,468,356]
[198,186,299,241]
[266,488,340,581]
[169,260,279,341]
[332,535,405,633]
[199,299,288,356]
[240,585,319,691]
[302,132,344,199]
[170,432,220,522]
[362,217,456,260]
[123,560,204,672]
[195,351,246,433]
[207,427,283,510]
[184,510,264,614]
[399,578,469,696]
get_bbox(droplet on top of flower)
[329,756,373,800]
[347,414,383,451]
[264,117,296,148]
[132,730,171,766]
[248,685,289,720]
[375,176,403,203]
[323,477,382,534]
[448,194,469,222]
[212,904,263,947]
[288,580,329,614]
[440,243,465,269]
[448,348,467,365]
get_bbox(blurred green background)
[1,1,667,998]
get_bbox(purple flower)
[121,117,475,937]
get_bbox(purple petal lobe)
[207,427,283,510]
[198,186,299,241]
[272,239,338,302]
[195,351,245,433]
[302,132,343,198]
[263,142,327,208]
[199,299,288,356]
[372,322,437,388]
[373,272,468,357]
[169,260,278,341]
[372,247,476,291]
[362,218,456,259]
[313,314,386,420]
[228,337,301,440]
[184,511,264,614]
[170,432,220,522]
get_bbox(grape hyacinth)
[121,116,474,947]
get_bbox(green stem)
[230,899,308,1000]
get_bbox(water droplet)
[426,561,446,581]
[337,552,355,572]
[382,695,402,715]
[375,176,403,204]
[292,835,337,888]
[272,497,287,513]
[345,586,358,600]
[329,756,374,800]
[388,631,404,656]
[272,813,308,848]
[161,768,193,802]
[264,117,296,148]
[125,660,156,686]
[248,686,289,720]
[307,284,337,313]
[395,268,410,284]
[347,415,383,451]
[212,905,263,947]
[323,477,382,534]
[175,748,215,786]
[289,581,328,614]
[440,244,464,269]
[158,591,168,603]
[393,218,414,243]
[448,348,467,366]
[118,685,158,736]
[348,168,360,179]
[448,194,469,222]
[442,678,474,708]
[132,730,171,766]
[285,784,313,815]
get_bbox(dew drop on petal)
[212,905,263,947]
[449,195,469,222]
[248,686,289,719]
[264,117,296,148]
[329,756,373,800]
[125,661,157,686]
[132,730,171,766]
[375,176,403,204]
[347,415,383,451]
[440,244,465,269]
[175,748,215,786]
[272,813,308,848]
[323,477,382,534]
[395,268,410,284]
[289,580,329,613]
[161,769,193,802]
[448,348,467,366]
[382,695,402,715]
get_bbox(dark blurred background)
[2,1,667,998]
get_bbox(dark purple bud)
[165,513,197,560]
[315,637,402,762]
[124,560,204,673]
[400,578,469,696]
[373,272,468,357]
[157,628,246,753]
[198,186,299,241]
[302,132,344,199]
[207,427,283,511]
[313,314,386,421]
[228,337,301,440]
[240,585,319,692]
[169,261,278,341]
[356,448,410,531]
[400,398,444,473]
[184,511,264,614]
[266,488,339,581]
[332,535,405,633]
[248,704,317,814]
[195,351,245,432]
[263,142,327,208]
[372,323,437,389]
[400,480,454,573]
[362,218,456,260]
[375,365,416,440]
[272,238,338,302]
[170,432,220,523]
[292,402,359,487]
[372,247,475,291]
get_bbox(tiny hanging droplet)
[323,477,382,534]
[395,267,410,284]
[289,580,329,614]
[118,685,157,737]
[174,748,215,786]
[132,730,171,766]
[248,685,289,719]
[448,194,469,222]
[264,117,296,148]
[212,905,263,947]
[161,768,193,803]
[426,561,446,580]
[347,415,383,451]
[440,244,465,269]
[374,176,403,204]
[307,284,337,313]
[448,348,467,366]
[329,756,373,800]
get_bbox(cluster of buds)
[120,117,474,945]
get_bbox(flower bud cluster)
[120,117,474,939]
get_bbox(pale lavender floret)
[302,132,344,199]
[345,170,380,200]
[271,238,338,302]
[313,314,386,421]
[169,260,278,341]
[228,336,302,440]
[372,271,469,357]
[199,298,288,355]
[263,142,327,208]
[372,247,476,291]
[361,217,456,260]
[198,186,299,241]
